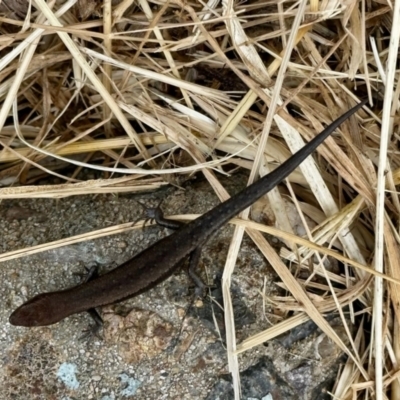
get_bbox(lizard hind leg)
[136,199,184,230]
[188,246,215,297]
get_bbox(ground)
[1,174,345,399]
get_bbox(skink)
[9,99,367,327]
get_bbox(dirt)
[1,175,345,399]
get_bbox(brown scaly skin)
[9,99,367,327]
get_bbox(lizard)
[9,99,367,327]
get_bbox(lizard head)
[9,291,73,327]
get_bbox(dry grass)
[0,0,398,398]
